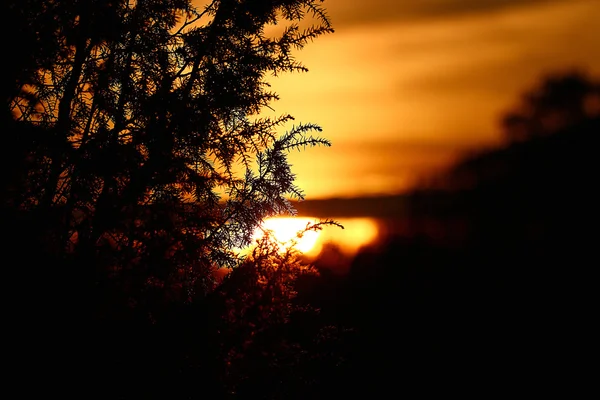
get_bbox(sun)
[253,217,322,254]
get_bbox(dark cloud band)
[326,0,569,28]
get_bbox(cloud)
[325,0,574,28]
[287,138,476,198]
[269,0,600,198]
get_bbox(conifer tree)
[4,0,334,311]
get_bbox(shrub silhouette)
[3,1,340,397]
[501,69,600,142]
[3,0,334,314]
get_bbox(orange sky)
[260,0,600,199]
[194,0,600,199]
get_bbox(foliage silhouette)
[501,69,600,142]
[2,3,342,397]
[3,0,335,318]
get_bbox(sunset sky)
[259,0,600,199]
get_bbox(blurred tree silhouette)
[2,0,334,316]
[501,69,600,142]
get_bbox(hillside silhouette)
[288,71,599,396]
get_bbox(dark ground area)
[7,119,597,399]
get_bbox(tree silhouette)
[3,0,334,315]
[501,69,600,142]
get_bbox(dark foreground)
[7,119,597,398]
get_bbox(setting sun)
[250,216,381,257]
[253,217,323,255]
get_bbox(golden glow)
[250,217,380,257]
[319,218,380,255]
[265,0,600,198]
[253,217,322,255]
[199,1,600,199]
